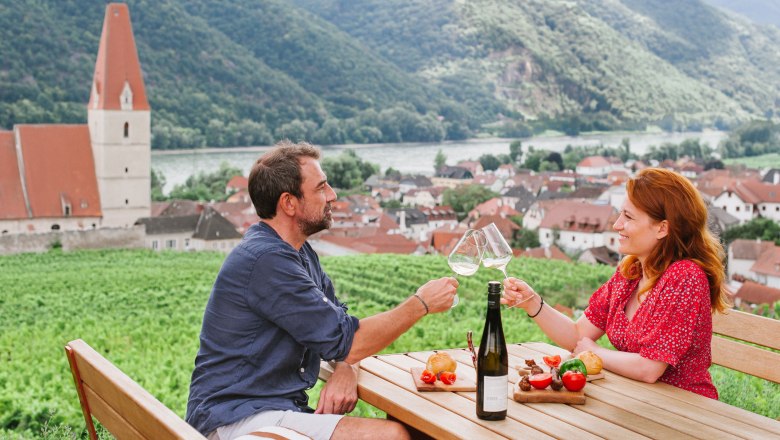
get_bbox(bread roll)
[576,351,603,375]
[426,352,457,375]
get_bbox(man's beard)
[298,204,332,236]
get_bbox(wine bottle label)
[482,375,508,412]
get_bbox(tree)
[321,150,379,190]
[434,149,447,173]
[509,140,523,163]
[512,228,540,250]
[479,154,501,171]
[442,185,499,220]
[722,218,780,246]
[168,162,243,201]
[151,168,167,201]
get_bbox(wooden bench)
[65,339,207,440]
[711,309,780,384]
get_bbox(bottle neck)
[487,291,501,311]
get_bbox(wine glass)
[480,222,513,279]
[447,229,485,307]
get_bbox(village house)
[728,239,777,285]
[402,187,445,208]
[711,179,780,224]
[500,186,536,215]
[732,281,780,316]
[515,245,571,263]
[537,201,618,253]
[135,206,242,252]
[576,156,613,177]
[0,4,150,234]
[468,197,521,221]
[432,166,473,188]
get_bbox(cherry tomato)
[440,371,457,385]
[420,369,436,384]
[528,373,552,390]
[542,355,561,369]
[562,370,586,391]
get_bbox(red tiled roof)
[735,179,780,204]
[471,215,520,241]
[89,3,149,111]
[226,175,248,191]
[577,156,611,168]
[539,201,615,232]
[730,239,775,260]
[750,247,780,277]
[735,281,780,305]
[515,245,572,262]
[17,125,101,218]
[0,131,28,219]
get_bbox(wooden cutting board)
[513,386,585,404]
[410,367,476,392]
[515,364,605,381]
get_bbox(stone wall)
[0,226,146,255]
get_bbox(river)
[152,129,727,193]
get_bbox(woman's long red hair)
[619,168,730,313]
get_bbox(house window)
[776,206,779,212]
[125,199,129,205]
[152,240,158,250]
[125,167,129,173]
[184,238,190,248]
[572,236,576,242]
[1,230,7,235]
[762,206,766,211]
[736,206,740,212]
[124,122,129,138]
[545,232,550,239]
[166,239,176,249]
[746,205,751,211]
[51,224,60,230]
[64,205,71,216]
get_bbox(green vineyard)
[0,250,776,438]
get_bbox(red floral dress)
[584,260,717,399]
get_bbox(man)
[186,141,458,440]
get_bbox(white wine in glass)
[447,229,485,307]
[480,222,513,279]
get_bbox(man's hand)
[416,277,459,314]
[315,362,359,414]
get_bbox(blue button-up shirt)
[186,222,360,435]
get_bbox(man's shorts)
[207,410,344,440]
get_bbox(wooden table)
[319,342,780,439]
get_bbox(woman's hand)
[502,277,537,311]
[572,337,600,355]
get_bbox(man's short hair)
[248,140,321,219]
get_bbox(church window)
[124,122,129,138]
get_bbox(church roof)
[0,131,28,220]
[15,125,102,218]
[89,3,149,111]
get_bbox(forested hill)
[2,0,780,149]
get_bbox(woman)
[503,167,730,398]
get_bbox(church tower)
[88,3,150,228]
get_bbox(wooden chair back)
[711,309,780,384]
[65,339,206,440]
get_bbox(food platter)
[410,367,476,392]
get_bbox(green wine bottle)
[477,281,508,420]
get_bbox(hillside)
[295,0,780,130]
[704,0,780,27]
[2,0,780,148]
